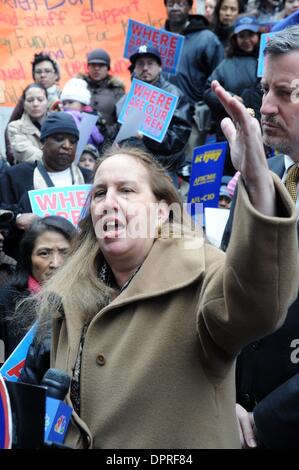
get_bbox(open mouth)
[103,219,125,234]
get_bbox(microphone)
[41,368,70,400]
[41,368,73,446]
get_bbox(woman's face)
[31,230,70,283]
[236,31,259,52]
[24,87,48,120]
[62,100,83,111]
[219,0,239,25]
[284,0,299,17]
[79,152,96,171]
[91,154,166,270]
[205,0,217,22]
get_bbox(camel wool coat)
[51,174,299,449]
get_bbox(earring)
[157,219,162,238]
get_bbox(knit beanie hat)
[40,112,79,142]
[61,78,91,106]
[87,48,111,69]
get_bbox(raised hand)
[211,80,276,216]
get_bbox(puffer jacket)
[164,15,224,105]
[203,53,260,125]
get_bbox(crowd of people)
[1,0,299,449]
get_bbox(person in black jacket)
[204,16,261,175]
[164,0,224,106]
[117,45,192,183]
[0,112,91,261]
[221,26,299,449]
[0,112,91,219]
[163,0,224,165]
[0,216,75,365]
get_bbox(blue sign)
[257,32,277,77]
[0,373,12,448]
[118,78,178,143]
[123,19,184,75]
[0,324,36,382]
[188,142,227,211]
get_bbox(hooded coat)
[164,15,224,105]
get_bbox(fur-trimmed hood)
[76,73,125,91]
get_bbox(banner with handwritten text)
[0,0,168,106]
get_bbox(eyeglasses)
[34,68,55,75]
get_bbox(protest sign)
[188,142,227,211]
[115,106,143,143]
[123,19,184,74]
[204,207,230,248]
[0,324,36,382]
[0,0,168,107]
[28,184,91,226]
[118,78,178,143]
[257,32,277,77]
[0,373,12,448]
[75,112,99,163]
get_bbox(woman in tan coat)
[7,84,48,164]
[33,81,299,449]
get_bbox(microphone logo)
[54,415,67,435]
[45,414,50,430]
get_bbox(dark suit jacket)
[222,155,299,449]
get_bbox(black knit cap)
[163,0,193,6]
[87,48,111,69]
[40,112,79,142]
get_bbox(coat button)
[96,353,106,366]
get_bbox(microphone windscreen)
[41,368,71,400]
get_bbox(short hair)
[32,52,60,80]
[264,26,299,57]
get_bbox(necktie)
[284,165,299,203]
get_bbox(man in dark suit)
[221,26,299,449]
